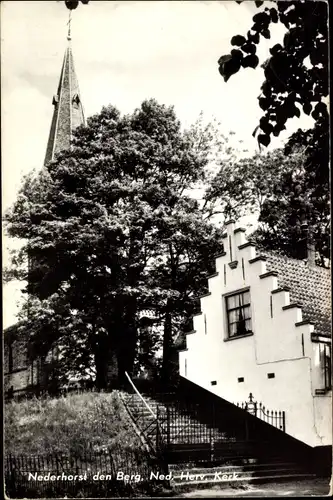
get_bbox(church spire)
[44,12,85,166]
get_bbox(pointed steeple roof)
[44,27,85,166]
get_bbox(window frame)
[224,287,253,340]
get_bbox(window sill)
[224,332,254,342]
[315,388,332,395]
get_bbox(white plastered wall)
[179,221,332,448]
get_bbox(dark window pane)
[225,290,252,338]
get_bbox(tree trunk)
[161,308,173,389]
[94,332,109,390]
[116,300,138,389]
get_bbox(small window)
[238,377,244,383]
[72,93,80,106]
[267,373,275,379]
[225,289,252,338]
[211,381,217,386]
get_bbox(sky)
[1,0,314,328]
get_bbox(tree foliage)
[5,100,224,388]
[205,128,330,267]
[218,1,329,147]
[252,119,330,265]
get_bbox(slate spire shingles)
[44,34,85,166]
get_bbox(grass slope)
[5,390,142,456]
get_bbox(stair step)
[122,393,313,486]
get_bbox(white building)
[179,220,331,452]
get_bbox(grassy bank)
[5,390,142,456]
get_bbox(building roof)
[264,251,331,337]
[3,321,26,344]
[44,40,85,165]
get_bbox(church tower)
[5,13,88,400]
[44,18,85,165]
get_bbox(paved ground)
[178,478,332,497]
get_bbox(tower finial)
[67,10,72,41]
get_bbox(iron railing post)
[156,406,159,450]
[166,403,170,447]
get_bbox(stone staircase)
[121,392,316,489]
[122,392,230,445]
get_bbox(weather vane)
[67,10,72,41]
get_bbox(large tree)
[204,132,330,266]
[5,100,223,388]
[252,121,330,266]
[218,0,329,147]
[217,1,329,263]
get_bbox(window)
[323,344,331,391]
[225,289,252,338]
[10,340,28,371]
[72,93,80,107]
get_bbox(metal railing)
[236,393,286,432]
[4,448,162,498]
[123,373,166,459]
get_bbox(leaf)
[65,0,79,9]
[259,117,273,134]
[219,56,242,82]
[262,29,271,39]
[231,49,243,61]
[253,12,268,24]
[261,81,271,97]
[258,97,269,111]
[242,42,257,55]
[248,30,260,44]
[258,134,271,147]
[252,125,260,138]
[218,54,232,66]
[269,44,283,56]
[283,32,291,49]
[241,54,259,69]
[270,8,278,23]
[231,35,247,46]
[311,101,328,120]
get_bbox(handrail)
[125,371,157,419]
